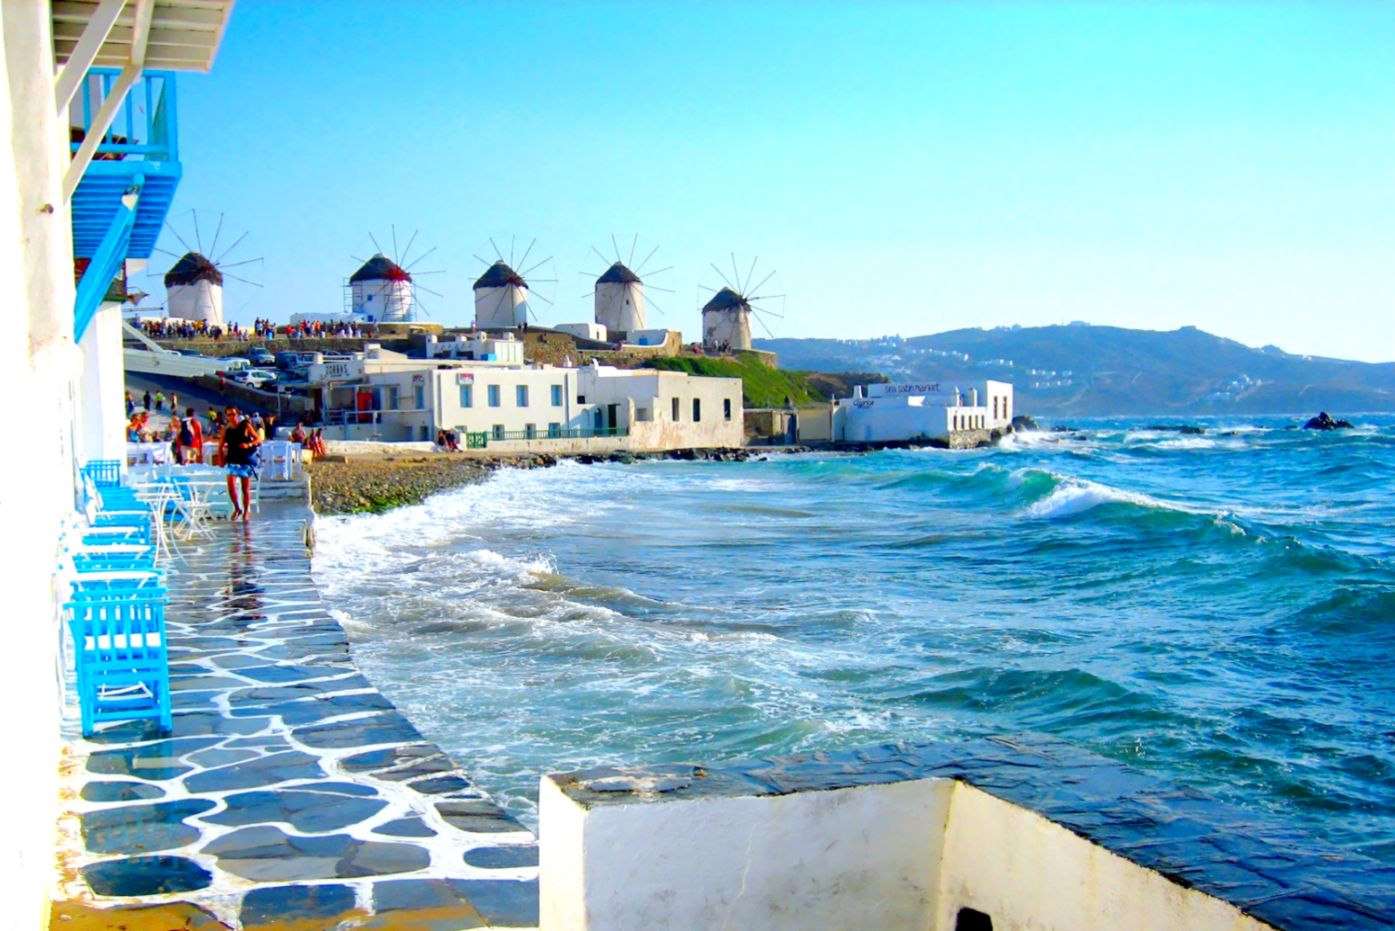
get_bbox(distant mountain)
[755,325,1395,416]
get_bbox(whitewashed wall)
[595,280,645,334]
[475,283,528,328]
[539,776,1277,931]
[702,307,752,351]
[167,279,223,327]
[0,3,82,925]
[351,277,413,322]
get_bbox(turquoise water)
[313,416,1395,860]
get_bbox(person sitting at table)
[218,406,261,522]
[307,428,328,460]
[290,422,307,446]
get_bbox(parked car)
[220,356,251,371]
[275,351,300,371]
[248,347,275,366]
[233,368,278,389]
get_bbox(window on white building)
[550,384,563,406]
[413,385,424,409]
[692,398,702,422]
[517,385,529,407]
[460,384,473,408]
[548,422,561,437]
[492,424,504,440]
[387,386,400,410]
[635,407,652,422]
[723,398,732,421]
[671,397,680,421]
[525,423,536,439]
[488,385,501,407]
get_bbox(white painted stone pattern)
[167,279,224,327]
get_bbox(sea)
[312,415,1395,863]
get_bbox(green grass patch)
[646,354,825,408]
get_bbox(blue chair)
[66,587,173,737]
[80,460,123,488]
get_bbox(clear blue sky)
[155,1,1395,362]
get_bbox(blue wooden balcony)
[70,69,181,262]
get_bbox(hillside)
[645,355,882,409]
[756,325,1395,416]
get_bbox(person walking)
[218,406,260,521]
[185,407,204,463]
[125,391,134,417]
[142,389,152,412]
[154,390,165,412]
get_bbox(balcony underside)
[71,160,181,260]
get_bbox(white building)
[349,253,414,322]
[834,380,1013,444]
[163,251,223,326]
[595,261,645,335]
[423,332,526,364]
[473,260,530,329]
[313,346,742,451]
[702,286,753,351]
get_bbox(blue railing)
[71,69,179,162]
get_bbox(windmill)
[345,227,443,323]
[153,209,263,328]
[580,234,673,338]
[699,254,785,352]
[471,237,556,330]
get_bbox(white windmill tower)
[164,252,224,326]
[348,254,414,322]
[156,211,262,328]
[700,255,784,352]
[472,238,556,330]
[588,235,673,338]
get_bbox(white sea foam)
[1022,477,1180,519]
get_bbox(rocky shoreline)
[305,447,779,515]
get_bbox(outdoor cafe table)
[126,442,171,466]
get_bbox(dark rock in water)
[1050,424,1075,433]
[1147,424,1206,435]
[1011,415,1039,432]
[1303,411,1354,431]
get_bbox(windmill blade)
[709,263,736,290]
[648,295,667,316]
[520,256,553,278]
[749,293,786,303]
[404,245,438,271]
[369,232,385,255]
[529,290,554,307]
[611,234,622,263]
[645,285,676,294]
[489,238,503,260]
[742,255,758,294]
[509,235,516,267]
[152,245,181,259]
[752,305,785,319]
[214,231,249,265]
[643,265,674,277]
[221,271,263,288]
[400,229,419,266]
[746,270,776,298]
[472,254,491,266]
[628,233,638,267]
[350,254,369,265]
[415,282,443,299]
[517,237,537,273]
[208,212,226,261]
[409,268,446,276]
[697,283,718,292]
[164,220,195,254]
[219,257,263,270]
[192,210,204,253]
[589,245,611,266]
[730,253,741,292]
[753,311,776,339]
[635,243,661,274]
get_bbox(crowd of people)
[137,317,377,341]
[124,390,329,466]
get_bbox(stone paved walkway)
[51,504,539,929]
